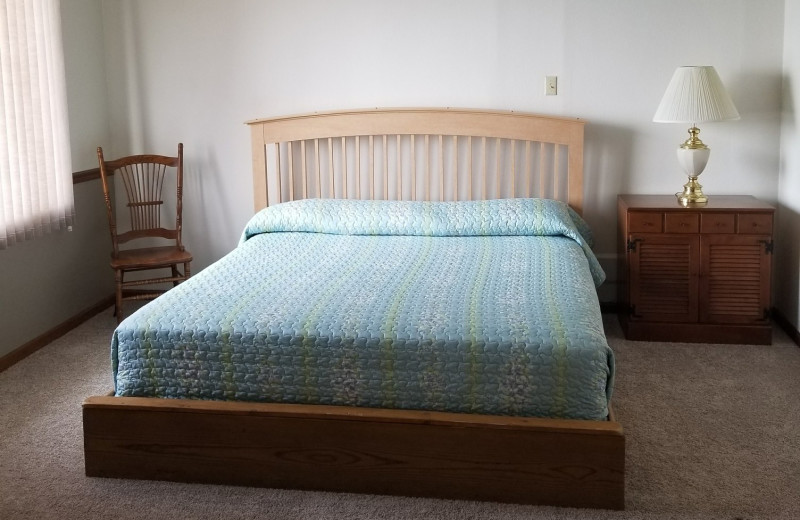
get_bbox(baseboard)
[771,307,800,348]
[0,295,114,373]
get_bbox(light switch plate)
[545,76,558,96]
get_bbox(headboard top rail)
[246,107,584,143]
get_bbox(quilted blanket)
[112,198,614,420]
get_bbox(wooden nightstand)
[617,194,774,344]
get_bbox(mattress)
[112,198,614,420]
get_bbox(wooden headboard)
[247,108,585,214]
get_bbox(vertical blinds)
[0,0,73,249]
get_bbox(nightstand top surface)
[618,194,774,212]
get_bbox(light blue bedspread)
[112,198,614,420]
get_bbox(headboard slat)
[340,137,347,198]
[396,135,401,200]
[452,135,458,202]
[539,142,546,199]
[247,108,585,213]
[468,135,473,201]
[287,141,294,202]
[383,135,389,200]
[355,135,361,200]
[481,136,487,200]
[495,138,501,199]
[556,144,563,199]
[510,139,516,199]
[411,135,416,201]
[300,140,307,199]
[369,135,375,200]
[315,139,321,198]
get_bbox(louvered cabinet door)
[628,235,700,322]
[700,235,771,325]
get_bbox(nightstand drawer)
[665,213,699,233]
[701,213,735,234]
[738,213,772,234]
[629,212,663,233]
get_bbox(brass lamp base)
[675,126,710,207]
[676,177,708,206]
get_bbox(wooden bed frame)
[83,108,625,510]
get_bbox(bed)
[83,108,625,510]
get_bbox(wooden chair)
[97,144,192,323]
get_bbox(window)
[0,0,73,249]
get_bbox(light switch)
[545,76,558,96]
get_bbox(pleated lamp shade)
[653,66,740,123]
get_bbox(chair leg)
[115,270,124,324]
[184,262,191,280]
[172,265,180,287]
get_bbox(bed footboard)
[83,395,624,510]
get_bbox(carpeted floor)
[1,309,799,520]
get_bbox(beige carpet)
[1,310,799,520]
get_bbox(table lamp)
[653,66,740,205]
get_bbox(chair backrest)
[97,144,184,256]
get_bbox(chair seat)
[111,246,193,270]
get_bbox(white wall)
[777,0,800,329]
[100,0,786,302]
